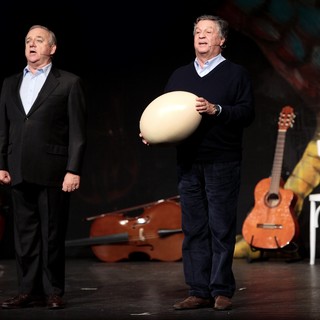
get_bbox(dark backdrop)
[0,0,318,259]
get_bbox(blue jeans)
[177,161,241,298]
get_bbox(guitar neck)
[269,130,286,194]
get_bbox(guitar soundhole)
[265,193,280,208]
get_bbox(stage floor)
[0,256,319,320]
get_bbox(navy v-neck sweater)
[164,59,255,164]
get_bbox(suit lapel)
[27,68,60,116]
[11,74,25,115]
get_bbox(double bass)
[66,196,183,262]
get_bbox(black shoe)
[47,294,65,309]
[1,294,45,309]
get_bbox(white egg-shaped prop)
[139,91,201,145]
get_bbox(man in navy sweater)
[166,15,255,311]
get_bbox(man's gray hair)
[193,15,229,41]
[27,25,57,47]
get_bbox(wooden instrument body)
[242,177,298,249]
[89,200,183,262]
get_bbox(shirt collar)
[23,63,52,76]
[194,53,224,70]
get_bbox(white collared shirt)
[20,63,52,114]
[194,53,226,77]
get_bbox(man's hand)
[0,170,11,185]
[62,172,80,192]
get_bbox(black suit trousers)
[11,181,70,296]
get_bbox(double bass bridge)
[138,227,146,241]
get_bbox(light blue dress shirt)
[194,53,225,77]
[20,63,52,114]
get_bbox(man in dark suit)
[0,25,87,309]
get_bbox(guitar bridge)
[256,223,283,229]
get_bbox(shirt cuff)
[216,104,222,116]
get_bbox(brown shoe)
[173,296,212,310]
[214,295,232,311]
[1,294,45,309]
[47,294,65,309]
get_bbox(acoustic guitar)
[242,106,299,250]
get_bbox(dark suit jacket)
[0,66,87,187]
